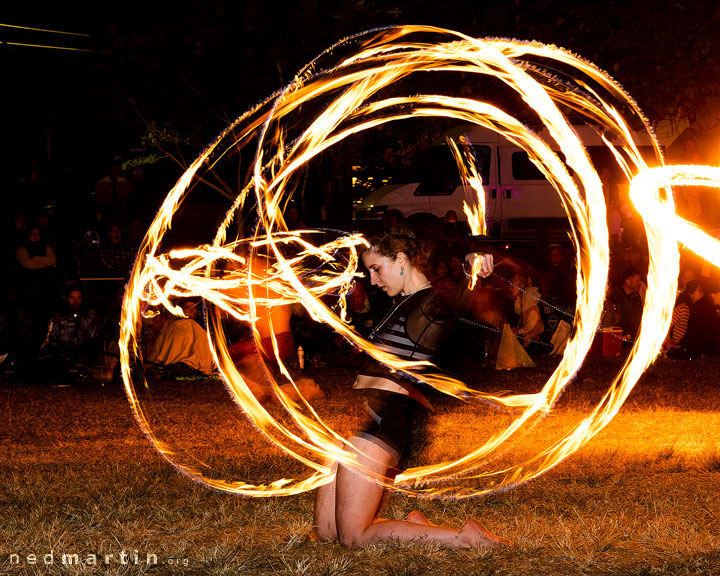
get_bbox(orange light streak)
[119,26,719,498]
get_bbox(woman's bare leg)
[334,437,510,548]
[406,511,511,547]
[313,461,338,541]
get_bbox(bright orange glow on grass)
[119,26,720,497]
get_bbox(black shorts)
[355,389,425,467]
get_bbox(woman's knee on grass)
[337,521,370,548]
[313,475,339,541]
[313,522,337,542]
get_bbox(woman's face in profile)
[362,250,404,297]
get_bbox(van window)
[512,151,545,180]
[414,145,491,196]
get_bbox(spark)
[119,26,719,498]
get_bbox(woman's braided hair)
[365,225,420,263]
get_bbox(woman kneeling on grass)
[313,227,511,549]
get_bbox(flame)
[119,26,719,498]
[447,135,487,238]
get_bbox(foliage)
[5,2,720,218]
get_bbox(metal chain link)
[470,271,635,346]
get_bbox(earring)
[400,267,404,276]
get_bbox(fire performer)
[313,226,510,548]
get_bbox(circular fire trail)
[119,26,719,497]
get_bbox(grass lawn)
[1,354,720,575]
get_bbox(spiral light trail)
[119,26,718,497]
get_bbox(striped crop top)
[355,283,470,397]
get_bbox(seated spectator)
[664,280,698,351]
[540,243,576,312]
[15,224,57,278]
[510,273,544,348]
[609,245,648,289]
[42,282,101,362]
[668,281,720,359]
[148,299,214,375]
[608,267,645,341]
[428,258,457,292]
[99,224,136,278]
[33,282,102,383]
[14,224,58,350]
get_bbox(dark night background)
[2,0,720,225]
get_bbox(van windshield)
[409,144,491,196]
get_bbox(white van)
[352,124,660,242]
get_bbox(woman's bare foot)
[459,519,512,548]
[406,510,432,525]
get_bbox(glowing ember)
[119,26,719,497]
